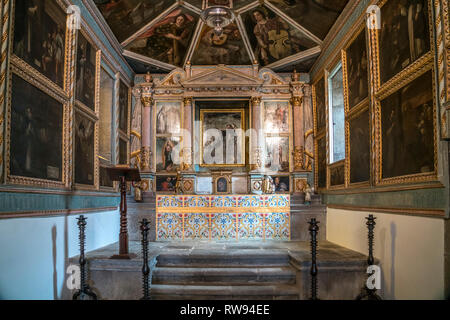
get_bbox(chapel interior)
[0,0,449,301]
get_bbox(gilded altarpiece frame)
[312,75,327,191]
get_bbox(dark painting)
[76,33,97,110]
[191,23,251,65]
[10,74,63,181]
[74,112,95,185]
[379,0,430,84]
[95,0,176,43]
[314,76,326,132]
[349,109,370,183]
[125,8,198,67]
[216,177,228,193]
[330,163,345,186]
[272,176,290,192]
[242,6,317,66]
[119,81,129,132]
[346,30,368,109]
[156,137,181,172]
[268,0,349,40]
[100,165,114,188]
[13,0,66,87]
[317,136,327,189]
[119,138,128,164]
[156,175,178,192]
[381,70,435,179]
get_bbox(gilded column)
[251,96,263,171]
[303,84,314,171]
[140,73,154,172]
[291,71,305,172]
[182,97,193,171]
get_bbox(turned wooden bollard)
[308,218,320,300]
[73,215,97,300]
[141,218,151,300]
[356,214,382,300]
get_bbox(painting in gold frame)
[348,108,370,184]
[9,73,64,182]
[329,161,345,187]
[12,0,67,88]
[263,101,289,134]
[74,111,95,186]
[76,32,97,110]
[316,135,327,189]
[313,76,326,133]
[378,0,430,85]
[200,109,245,167]
[379,69,435,181]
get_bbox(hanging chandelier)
[200,5,236,36]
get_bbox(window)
[328,63,345,163]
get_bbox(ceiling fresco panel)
[124,7,199,67]
[94,0,177,43]
[242,5,317,67]
[191,23,251,65]
[267,0,350,40]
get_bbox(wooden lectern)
[107,165,141,259]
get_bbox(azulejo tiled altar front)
[156,195,290,241]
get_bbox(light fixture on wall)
[200,5,235,36]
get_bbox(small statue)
[132,181,143,202]
[292,69,299,82]
[175,171,183,194]
[304,183,312,205]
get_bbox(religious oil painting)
[119,138,128,164]
[330,163,345,186]
[349,109,370,184]
[10,74,63,181]
[76,33,97,110]
[314,76,326,132]
[156,137,181,172]
[74,112,95,185]
[265,136,290,173]
[267,0,350,40]
[125,8,198,67]
[242,6,317,66]
[156,175,178,192]
[95,0,176,43]
[118,81,129,132]
[381,70,435,179]
[99,68,114,162]
[156,102,181,135]
[379,0,430,84]
[201,110,245,166]
[271,176,290,193]
[263,101,289,133]
[345,29,368,109]
[13,0,66,88]
[191,23,251,65]
[317,136,327,189]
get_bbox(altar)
[156,194,290,241]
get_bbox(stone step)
[156,250,290,268]
[153,267,295,285]
[151,284,299,300]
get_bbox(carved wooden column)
[303,84,314,172]
[251,96,263,171]
[140,73,154,172]
[291,71,305,172]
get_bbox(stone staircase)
[150,249,300,300]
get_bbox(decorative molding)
[327,204,445,218]
[0,206,118,220]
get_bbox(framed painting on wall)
[329,162,345,187]
[74,111,95,185]
[156,136,181,173]
[316,136,327,189]
[349,109,370,184]
[76,32,97,110]
[345,29,369,110]
[380,70,435,180]
[379,0,430,84]
[118,138,128,165]
[200,109,245,167]
[13,0,66,88]
[118,81,129,133]
[263,101,290,134]
[156,101,181,135]
[156,175,178,192]
[265,136,290,173]
[313,76,326,132]
[9,74,63,182]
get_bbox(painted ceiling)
[94,0,350,73]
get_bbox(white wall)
[327,208,445,299]
[0,210,119,300]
